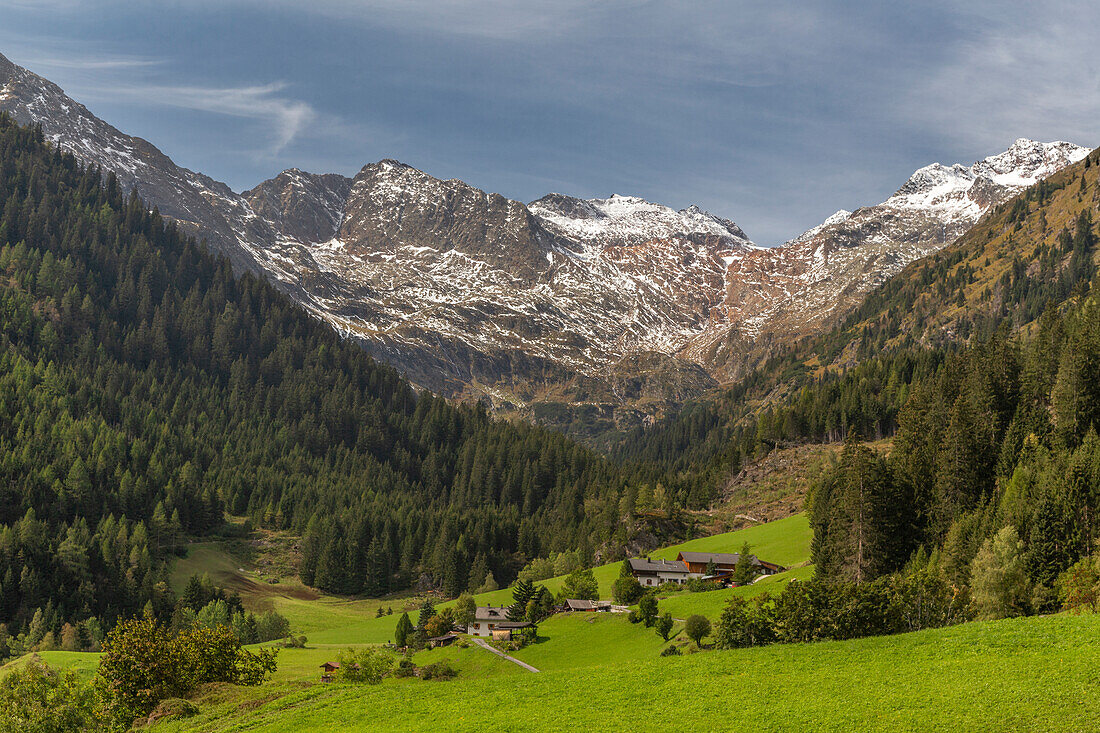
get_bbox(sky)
[1,1,1097,245]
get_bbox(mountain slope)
[618,147,1100,492]
[0,51,1088,444]
[684,139,1089,382]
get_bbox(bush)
[0,659,99,732]
[419,661,457,681]
[714,596,776,649]
[655,612,674,642]
[684,579,722,593]
[559,568,598,601]
[1059,555,1100,612]
[393,658,418,679]
[95,616,277,728]
[684,615,711,645]
[144,698,198,725]
[612,576,644,605]
[423,608,455,639]
[638,594,658,627]
[659,645,681,657]
[337,647,394,684]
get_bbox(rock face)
[681,139,1090,381]
[1,51,1088,440]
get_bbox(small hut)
[428,633,458,649]
[319,662,340,683]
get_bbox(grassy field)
[149,612,1100,732]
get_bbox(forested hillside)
[617,147,1100,498]
[809,260,1100,613]
[0,116,667,637]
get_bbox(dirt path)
[471,637,540,672]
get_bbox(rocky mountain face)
[682,138,1090,381]
[0,51,1088,442]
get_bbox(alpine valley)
[0,52,1088,444]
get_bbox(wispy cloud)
[90,81,318,155]
[18,55,162,71]
[899,1,1100,152]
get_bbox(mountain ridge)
[0,50,1088,443]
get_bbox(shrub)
[419,661,457,681]
[559,568,598,601]
[337,647,394,684]
[638,594,659,627]
[684,615,711,645]
[423,608,455,639]
[95,616,277,728]
[655,612,674,642]
[1059,556,1100,613]
[0,659,99,733]
[714,596,777,649]
[659,645,681,657]
[612,576,644,605]
[684,579,722,593]
[144,698,198,725]
[393,658,418,678]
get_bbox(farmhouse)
[626,557,691,587]
[468,606,511,637]
[676,551,786,581]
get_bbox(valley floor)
[8,513,1099,731]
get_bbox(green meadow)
[150,612,1100,732]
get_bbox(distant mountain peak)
[529,192,754,249]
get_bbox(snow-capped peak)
[529,192,753,248]
[887,139,1089,213]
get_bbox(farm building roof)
[677,552,760,566]
[627,558,689,574]
[565,599,596,610]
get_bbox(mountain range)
[0,51,1087,442]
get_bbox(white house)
[468,606,510,637]
[625,557,691,587]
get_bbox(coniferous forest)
[0,116,660,635]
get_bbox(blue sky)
[1,1,1097,244]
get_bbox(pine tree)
[394,612,413,648]
[507,579,535,621]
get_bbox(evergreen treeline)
[812,277,1100,611]
[0,115,652,634]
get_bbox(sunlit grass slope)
[153,612,1100,732]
